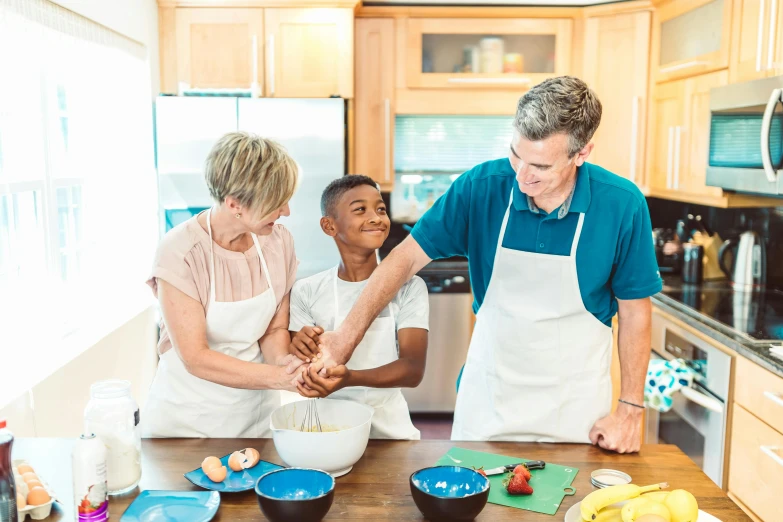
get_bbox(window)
[0,0,159,403]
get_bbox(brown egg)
[17,492,26,509]
[228,451,248,472]
[17,464,34,475]
[242,448,260,469]
[205,465,227,483]
[201,456,222,475]
[27,486,51,506]
[25,479,43,490]
[22,472,38,484]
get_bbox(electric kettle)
[718,231,767,290]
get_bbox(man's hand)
[589,403,643,453]
[316,330,356,369]
[290,326,324,362]
[276,353,307,374]
[296,365,351,398]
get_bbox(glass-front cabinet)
[405,18,572,89]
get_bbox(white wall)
[0,0,162,437]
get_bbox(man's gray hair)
[513,76,602,157]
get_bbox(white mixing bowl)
[269,398,374,477]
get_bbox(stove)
[660,278,783,343]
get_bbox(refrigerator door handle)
[267,35,275,96]
[384,98,391,182]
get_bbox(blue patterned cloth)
[644,359,699,412]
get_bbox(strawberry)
[513,464,531,481]
[473,466,487,477]
[503,472,533,495]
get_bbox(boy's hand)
[290,326,324,362]
[296,365,351,398]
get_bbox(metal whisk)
[299,399,323,432]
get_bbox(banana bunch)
[580,483,668,521]
[581,487,699,522]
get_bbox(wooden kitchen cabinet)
[729,404,783,522]
[404,17,572,90]
[173,8,265,92]
[730,0,783,82]
[354,18,395,190]
[651,0,733,83]
[264,8,353,98]
[583,10,651,188]
[647,79,684,193]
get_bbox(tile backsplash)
[646,197,783,288]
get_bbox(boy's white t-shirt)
[289,268,430,333]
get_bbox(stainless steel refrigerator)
[154,96,346,279]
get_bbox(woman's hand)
[295,365,351,398]
[290,326,324,362]
[276,353,307,375]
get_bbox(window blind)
[394,115,515,173]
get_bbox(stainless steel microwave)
[706,75,783,196]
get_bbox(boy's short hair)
[320,175,380,217]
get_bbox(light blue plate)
[120,490,220,522]
[184,454,284,492]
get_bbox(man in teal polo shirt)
[313,76,661,452]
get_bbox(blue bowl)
[410,466,490,521]
[255,468,335,522]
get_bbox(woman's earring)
[235,213,241,219]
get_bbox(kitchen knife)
[484,460,546,476]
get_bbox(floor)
[411,413,453,440]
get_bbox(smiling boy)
[288,175,428,440]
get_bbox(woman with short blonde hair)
[144,132,304,438]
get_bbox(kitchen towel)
[645,358,699,412]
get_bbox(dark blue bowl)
[255,468,335,522]
[409,466,490,521]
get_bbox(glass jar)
[84,380,142,495]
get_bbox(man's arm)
[317,236,432,366]
[589,297,651,453]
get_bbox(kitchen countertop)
[15,438,749,521]
[652,277,783,378]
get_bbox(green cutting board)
[435,447,577,516]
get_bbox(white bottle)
[72,433,108,522]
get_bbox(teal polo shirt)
[411,159,662,327]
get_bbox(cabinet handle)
[384,98,391,183]
[666,126,674,189]
[761,89,783,183]
[251,34,259,97]
[760,446,783,468]
[659,61,709,74]
[446,77,533,85]
[673,126,682,190]
[629,96,640,184]
[758,0,767,71]
[768,0,778,71]
[267,35,275,96]
[763,390,783,407]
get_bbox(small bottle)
[0,419,18,522]
[72,433,108,522]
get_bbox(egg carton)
[13,459,59,521]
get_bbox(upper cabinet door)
[583,11,651,188]
[405,18,572,90]
[354,18,395,190]
[264,8,353,98]
[769,0,783,76]
[175,8,264,92]
[652,0,733,83]
[647,80,685,193]
[729,0,783,82]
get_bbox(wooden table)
[15,439,750,521]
